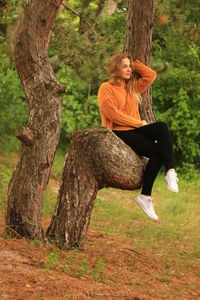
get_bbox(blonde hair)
[108,52,141,103]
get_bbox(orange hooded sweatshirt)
[97,60,156,131]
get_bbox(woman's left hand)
[142,120,148,126]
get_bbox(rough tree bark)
[47,128,145,247]
[6,0,63,239]
[47,0,155,248]
[124,0,156,123]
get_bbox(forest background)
[0,1,200,298]
[0,0,200,174]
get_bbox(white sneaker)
[135,194,159,221]
[165,170,179,193]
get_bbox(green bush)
[0,37,28,138]
[56,64,101,144]
[153,12,200,169]
[153,68,200,167]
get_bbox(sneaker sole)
[135,197,159,221]
[166,183,179,193]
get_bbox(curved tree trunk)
[124,0,156,123]
[47,0,156,248]
[47,128,145,247]
[6,0,63,239]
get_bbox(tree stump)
[47,127,146,248]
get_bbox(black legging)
[113,121,175,196]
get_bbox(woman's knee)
[156,121,169,133]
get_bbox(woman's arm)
[98,85,143,128]
[133,60,156,93]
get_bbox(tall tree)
[6,0,64,239]
[124,0,155,123]
[47,0,155,248]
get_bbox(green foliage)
[153,70,200,166]
[0,0,199,171]
[0,161,12,211]
[63,263,71,274]
[177,162,200,182]
[51,7,125,86]
[153,0,200,168]
[92,258,106,281]
[43,187,57,217]
[0,135,21,152]
[49,5,126,144]
[0,36,28,139]
[56,64,101,143]
[51,148,67,175]
[77,257,90,276]
[76,256,106,281]
[0,0,25,26]
[45,251,59,270]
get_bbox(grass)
[0,151,15,212]
[90,173,200,277]
[45,250,59,270]
[43,148,66,216]
[0,147,200,286]
[51,148,66,176]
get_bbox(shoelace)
[147,198,154,208]
[169,172,179,183]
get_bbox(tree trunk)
[124,0,156,123]
[47,128,145,248]
[6,0,64,239]
[47,0,156,248]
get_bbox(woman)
[97,53,179,221]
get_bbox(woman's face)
[119,58,132,80]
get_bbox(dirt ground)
[0,211,200,300]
